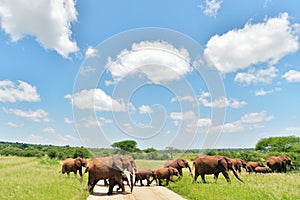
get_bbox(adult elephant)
[193,155,243,184]
[245,161,265,173]
[164,158,192,177]
[266,155,295,173]
[86,155,136,194]
[61,157,87,183]
[233,158,247,173]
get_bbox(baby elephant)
[254,166,272,173]
[154,167,180,186]
[134,169,155,186]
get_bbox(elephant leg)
[107,178,115,195]
[214,173,219,183]
[201,174,207,183]
[165,178,169,186]
[140,178,144,186]
[221,171,231,184]
[89,179,98,194]
[104,179,108,186]
[158,179,162,186]
[193,173,199,183]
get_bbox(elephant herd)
[60,154,295,196]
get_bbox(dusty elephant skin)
[245,161,265,173]
[164,158,192,177]
[134,169,155,186]
[266,155,295,173]
[154,166,180,186]
[254,166,272,173]
[60,157,87,183]
[193,155,243,184]
[85,155,136,195]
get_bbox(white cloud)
[0,0,79,58]
[43,127,55,134]
[235,66,278,85]
[139,105,153,114]
[203,0,223,17]
[282,70,300,82]
[197,118,212,128]
[170,96,196,103]
[64,117,73,124]
[0,80,40,103]
[6,122,23,127]
[170,110,210,129]
[284,127,300,132]
[79,65,96,75]
[65,89,126,112]
[85,46,98,58]
[255,87,281,96]
[199,92,247,108]
[241,111,274,124]
[106,41,192,83]
[204,13,299,73]
[3,108,49,122]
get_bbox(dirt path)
[87,180,186,200]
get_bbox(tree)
[256,136,300,152]
[111,140,139,153]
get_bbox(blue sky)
[0,0,300,150]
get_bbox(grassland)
[0,156,89,200]
[1,156,299,200]
[168,169,300,200]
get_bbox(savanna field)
[1,156,299,200]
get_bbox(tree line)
[0,136,299,166]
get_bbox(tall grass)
[0,156,89,200]
[168,169,300,200]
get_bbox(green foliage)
[111,140,139,153]
[256,136,300,152]
[143,147,157,153]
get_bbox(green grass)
[135,159,166,169]
[167,169,300,200]
[0,156,89,200]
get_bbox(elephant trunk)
[186,163,193,177]
[231,166,244,183]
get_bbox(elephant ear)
[75,158,81,168]
[177,159,185,168]
[112,155,124,171]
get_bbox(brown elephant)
[266,155,295,173]
[164,158,192,177]
[153,167,180,186]
[86,157,126,195]
[245,161,265,173]
[134,169,155,186]
[233,158,247,173]
[254,166,272,173]
[193,155,243,184]
[85,155,136,194]
[61,157,87,183]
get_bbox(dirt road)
[87,180,186,200]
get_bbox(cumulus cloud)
[85,46,98,58]
[3,108,49,122]
[170,110,210,129]
[170,96,196,103]
[204,13,299,73]
[199,91,247,108]
[64,117,73,124]
[202,0,223,17]
[65,89,126,112]
[241,111,274,123]
[0,80,40,103]
[255,87,281,96]
[0,0,79,58]
[139,105,153,114]
[79,65,96,75]
[282,70,300,82]
[106,41,192,83]
[215,111,273,133]
[6,122,23,127]
[43,127,55,134]
[235,66,278,85]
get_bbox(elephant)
[254,166,272,173]
[85,155,136,194]
[245,161,265,173]
[192,155,243,184]
[233,158,247,173]
[61,157,87,183]
[134,169,155,186]
[153,167,180,186]
[266,155,295,173]
[164,158,192,177]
